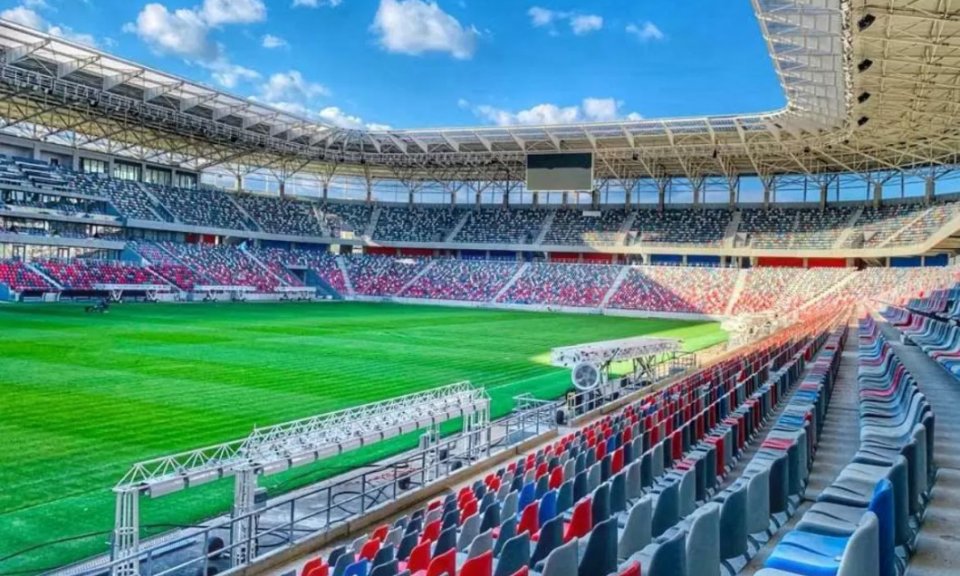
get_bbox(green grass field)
[0,302,726,573]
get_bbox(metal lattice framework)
[116,381,489,494]
[0,0,956,185]
[551,337,680,368]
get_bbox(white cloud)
[293,0,343,6]
[2,5,99,47]
[201,0,266,26]
[262,34,288,49]
[123,3,216,59]
[528,7,603,36]
[472,98,640,126]
[626,21,664,42]
[1,6,44,29]
[261,70,330,104]
[570,15,603,36]
[372,0,478,59]
[318,106,390,130]
[528,7,555,28]
[205,58,260,88]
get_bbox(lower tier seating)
[297,316,844,576]
[762,315,934,576]
[0,259,51,291]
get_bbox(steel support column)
[231,467,258,567]
[111,488,140,576]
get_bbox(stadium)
[0,0,959,575]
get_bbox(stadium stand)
[268,248,350,294]
[455,208,547,244]
[401,259,519,302]
[77,174,165,222]
[294,314,844,576]
[374,207,464,242]
[130,242,208,291]
[497,262,621,307]
[544,209,627,246]
[630,209,731,246]
[158,242,282,291]
[234,195,325,237]
[34,259,161,290]
[150,185,254,230]
[763,314,933,576]
[607,266,737,315]
[243,247,307,287]
[847,203,928,248]
[733,268,805,315]
[325,203,374,236]
[347,255,427,297]
[0,259,51,291]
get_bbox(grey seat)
[651,478,680,538]
[629,527,687,576]
[539,537,578,576]
[586,463,601,494]
[715,481,748,561]
[493,532,530,576]
[618,496,653,561]
[501,490,519,521]
[466,529,493,560]
[458,513,481,552]
[684,502,720,576]
[578,517,618,576]
[530,515,564,568]
[625,461,642,502]
[745,466,771,536]
[557,480,574,514]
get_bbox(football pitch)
[0,302,726,573]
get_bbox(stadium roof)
[0,0,956,183]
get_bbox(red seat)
[618,561,641,576]
[420,520,441,544]
[423,548,456,576]
[460,498,478,521]
[564,497,592,542]
[460,550,493,576]
[612,448,624,474]
[359,538,380,561]
[371,525,389,543]
[510,568,529,576]
[518,501,539,536]
[406,541,431,574]
[301,558,325,576]
[549,466,564,490]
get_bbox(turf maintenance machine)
[551,336,681,421]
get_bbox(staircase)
[494,262,530,302]
[796,270,859,313]
[241,246,291,286]
[600,266,631,308]
[534,211,557,245]
[445,211,471,242]
[876,206,934,249]
[397,261,436,297]
[137,183,178,223]
[312,205,332,237]
[724,268,750,315]
[228,195,261,231]
[617,212,638,246]
[832,206,864,249]
[335,256,356,297]
[364,206,382,238]
[25,262,62,290]
[724,211,742,249]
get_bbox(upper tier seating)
[374,207,464,243]
[498,263,620,308]
[607,266,737,315]
[886,201,958,247]
[764,315,934,576]
[401,259,519,302]
[325,203,374,236]
[740,208,795,249]
[346,255,427,297]
[158,242,282,291]
[76,174,164,222]
[35,259,161,290]
[455,209,547,244]
[151,185,253,230]
[296,319,841,576]
[847,203,928,248]
[631,209,730,246]
[0,260,51,291]
[544,209,626,246]
[234,195,325,237]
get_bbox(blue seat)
[765,512,880,576]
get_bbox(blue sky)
[0,0,786,130]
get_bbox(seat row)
[762,315,935,576]
[297,316,841,576]
[883,306,960,378]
